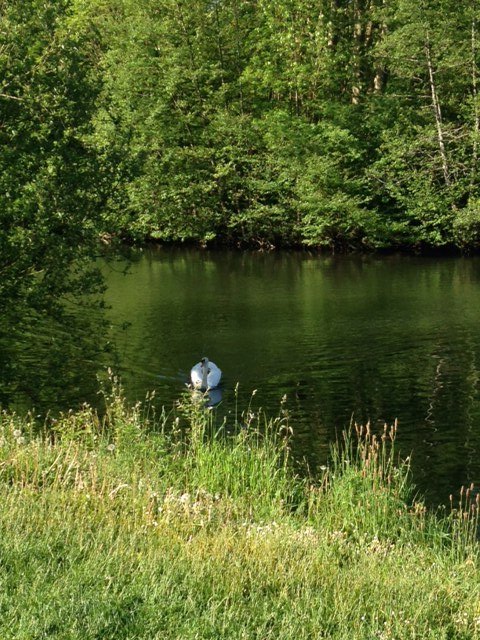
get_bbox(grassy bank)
[1,385,479,639]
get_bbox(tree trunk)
[351,0,362,104]
[425,35,451,186]
[471,11,479,189]
[326,0,336,48]
[373,0,387,93]
[232,1,244,114]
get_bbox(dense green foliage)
[2,0,480,274]
[0,0,109,307]
[0,390,479,638]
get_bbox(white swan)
[190,357,222,391]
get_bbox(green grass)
[0,384,479,639]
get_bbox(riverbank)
[109,234,480,256]
[1,385,479,639]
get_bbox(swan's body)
[190,357,222,391]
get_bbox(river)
[3,247,480,504]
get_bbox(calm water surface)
[4,248,480,503]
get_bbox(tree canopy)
[2,0,480,270]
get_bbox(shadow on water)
[0,302,113,416]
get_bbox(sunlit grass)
[0,383,479,639]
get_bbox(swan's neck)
[201,362,209,389]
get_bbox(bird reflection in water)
[190,386,223,409]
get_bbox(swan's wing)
[190,362,203,388]
[207,363,222,389]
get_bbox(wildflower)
[106,443,116,452]
[13,429,22,438]
[16,436,26,445]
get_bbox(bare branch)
[0,92,23,101]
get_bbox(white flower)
[106,443,116,452]
[13,429,22,438]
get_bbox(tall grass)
[0,385,479,639]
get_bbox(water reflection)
[0,303,111,415]
[205,387,223,408]
[188,387,223,409]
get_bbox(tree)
[0,0,107,310]
[370,0,480,247]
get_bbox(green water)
[3,247,480,502]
